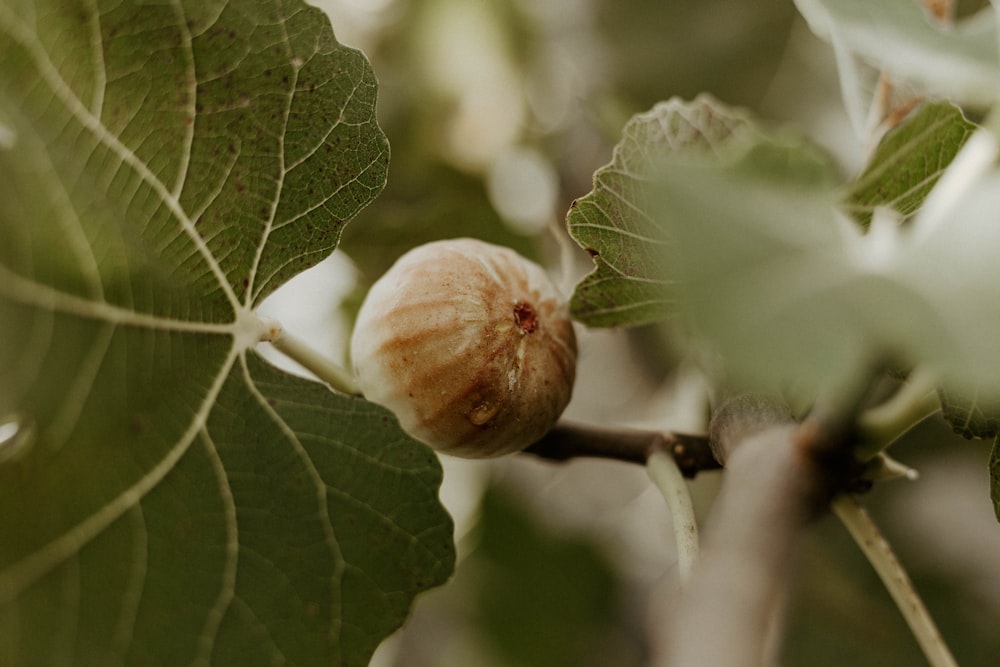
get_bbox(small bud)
[351,238,577,457]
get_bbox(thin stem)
[856,368,941,461]
[832,495,958,667]
[861,452,920,483]
[647,449,699,581]
[268,330,361,396]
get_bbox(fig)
[351,238,577,457]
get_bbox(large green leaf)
[794,0,1000,106]
[0,2,453,665]
[846,102,977,228]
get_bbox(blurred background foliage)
[256,0,1000,664]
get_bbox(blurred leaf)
[846,102,977,228]
[568,96,836,340]
[567,95,763,328]
[341,162,539,284]
[465,486,632,667]
[794,0,1000,106]
[0,2,453,664]
[938,385,1000,439]
[582,97,1000,399]
[991,437,1000,522]
[895,166,1000,391]
[596,0,798,112]
[650,116,894,396]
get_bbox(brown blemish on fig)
[513,301,537,334]
[468,400,500,425]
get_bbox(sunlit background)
[255,1,1000,665]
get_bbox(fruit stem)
[832,495,958,667]
[855,367,940,461]
[268,329,361,396]
[647,448,699,581]
[523,423,720,473]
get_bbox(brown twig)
[523,421,719,476]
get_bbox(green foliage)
[794,0,1000,106]
[594,0,798,112]
[572,93,1000,414]
[3,0,1000,663]
[567,95,763,328]
[569,96,850,388]
[0,2,453,664]
[846,102,976,227]
[340,162,540,285]
[465,487,627,667]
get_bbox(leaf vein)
[0,265,235,334]
[169,0,198,199]
[240,353,346,646]
[110,505,148,664]
[192,429,239,667]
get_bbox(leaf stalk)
[855,368,941,460]
[832,495,958,667]
[267,329,361,396]
[647,449,699,581]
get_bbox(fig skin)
[351,238,577,458]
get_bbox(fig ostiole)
[350,238,577,458]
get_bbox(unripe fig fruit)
[351,238,577,458]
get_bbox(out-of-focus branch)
[534,387,951,666]
[661,395,859,667]
[523,422,719,476]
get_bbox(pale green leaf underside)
[568,95,757,328]
[795,0,1000,106]
[0,2,453,665]
[580,96,1000,405]
[567,95,838,329]
[938,385,1000,440]
[846,101,976,228]
[654,138,1000,399]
